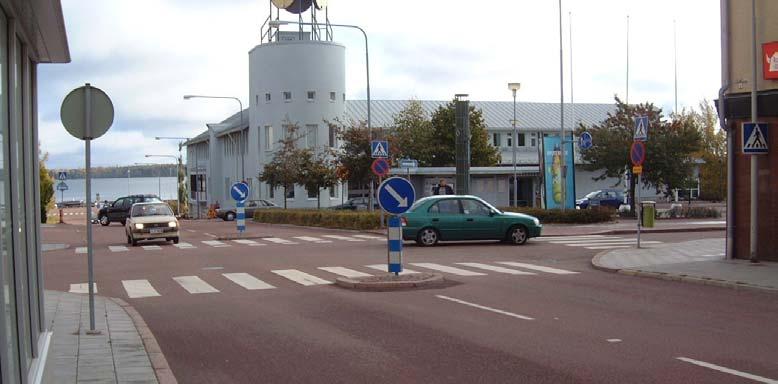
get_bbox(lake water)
[55,177,179,203]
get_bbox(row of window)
[263,124,338,150]
[256,91,345,105]
[491,132,537,148]
[266,183,340,199]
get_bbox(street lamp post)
[508,83,521,207]
[145,154,180,216]
[156,137,190,217]
[134,162,162,197]
[183,95,245,181]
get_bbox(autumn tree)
[259,124,308,209]
[692,100,727,201]
[300,149,339,209]
[39,152,54,223]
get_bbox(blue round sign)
[579,131,593,150]
[378,177,416,215]
[230,182,249,202]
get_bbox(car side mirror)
[489,210,496,217]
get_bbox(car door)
[108,198,127,221]
[245,200,259,217]
[461,199,501,239]
[427,199,463,240]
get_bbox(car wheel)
[126,234,132,245]
[131,237,138,246]
[173,237,179,244]
[507,225,528,245]
[120,220,126,226]
[99,215,110,226]
[225,212,235,221]
[416,227,439,246]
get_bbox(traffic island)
[335,272,449,291]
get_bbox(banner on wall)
[543,136,576,209]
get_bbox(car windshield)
[475,198,501,214]
[407,197,435,213]
[131,204,173,217]
[585,191,601,199]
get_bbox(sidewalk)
[542,218,725,236]
[592,238,778,293]
[42,291,177,384]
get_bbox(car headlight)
[134,223,144,230]
[533,218,540,226]
[168,221,177,228]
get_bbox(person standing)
[432,178,454,195]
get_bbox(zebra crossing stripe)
[564,241,662,247]
[174,242,196,249]
[317,267,372,278]
[263,237,299,245]
[365,264,420,275]
[351,235,384,240]
[321,235,364,242]
[108,246,128,252]
[585,245,632,250]
[232,239,265,246]
[173,276,220,294]
[69,283,97,294]
[202,240,230,247]
[294,236,332,243]
[455,262,536,275]
[271,269,331,286]
[222,273,275,290]
[497,262,579,275]
[534,235,612,241]
[122,279,160,298]
[410,263,487,276]
[141,245,162,251]
[75,247,87,254]
[548,238,631,244]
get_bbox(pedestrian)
[432,178,454,195]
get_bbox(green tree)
[39,153,55,223]
[577,97,701,212]
[259,124,308,209]
[428,100,500,167]
[300,149,339,209]
[333,120,387,189]
[389,100,435,166]
[692,100,727,201]
[177,155,188,216]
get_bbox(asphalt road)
[42,221,777,383]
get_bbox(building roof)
[185,108,250,145]
[344,100,615,131]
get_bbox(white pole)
[84,84,96,332]
[570,12,574,130]
[674,19,678,114]
[749,0,758,262]
[558,0,566,211]
[626,15,630,104]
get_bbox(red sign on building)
[763,41,778,80]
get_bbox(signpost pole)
[59,189,64,223]
[636,173,641,249]
[387,215,402,275]
[379,176,384,228]
[84,84,96,332]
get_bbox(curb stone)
[111,298,178,384]
[335,273,446,291]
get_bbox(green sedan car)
[401,195,542,246]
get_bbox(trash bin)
[641,201,656,228]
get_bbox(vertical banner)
[543,136,576,209]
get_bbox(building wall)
[248,39,346,209]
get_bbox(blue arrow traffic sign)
[579,132,593,150]
[230,182,249,202]
[378,177,416,215]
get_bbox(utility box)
[641,201,656,228]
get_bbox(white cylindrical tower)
[248,39,346,207]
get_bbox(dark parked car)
[576,189,625,209]
[97,194,162,226]
[329,197,379,211]
[217,199,279,221]
[57,200,84,208]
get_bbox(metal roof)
[344,100,615,131]
[185,108,249,145]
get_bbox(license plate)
[150,228,163,234]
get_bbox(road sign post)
[60,83,114,333]
[377,177,416,275]
[399,158,418,180]
[631,138,647,249]
[230,182,249,235]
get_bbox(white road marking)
[185,229,197,233]
[122,280,160,298]
[75,247,87,254]
[263,237,299,245]
[202,267,224,270]
[436,295,534,320]
[365,264,420,275]
[142,245,162,251]
[232,239,266,246]
[351,234,384,240]
[410,263,487,276]
[534,235,613,241]
[172,276,219,294]
[204,232,217,238]
[321,235,365,242]
[497,262,579,275]
[676,357,778,384]
[294,236,332,243]
[271,269,331,286]
[69,283,97,294]
[222,273,275,290]
[564,241,662,247]
[317,267,372,278]
[108,246,128,252]
[455,263,536,275]
[202,240,230,248]
[607,339,622,343]
[584,246,632,250]
[174,242,196,249]
[548,238,638,244]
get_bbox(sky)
[38,0,721,169]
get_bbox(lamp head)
[508,82,521,92]
[183,95,193,100]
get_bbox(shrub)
[499,207,614,224]
[665,206,721,219]
[253,209,381,230]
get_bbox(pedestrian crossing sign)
[371,140,389,158]
[742,122,768,155]
[633,116,648,141]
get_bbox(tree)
[389,100,435,166]
[300,149,339,209]
[427,100,500,167]
[577,97,701,212]
[39,153,55,223]
[692,100,727,201]
[333,119,387,190]
[177,155,189,216]
[259,123,308,209]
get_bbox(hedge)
[253,209,381,230]
[499,207,615,224]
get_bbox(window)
[428,199,460,215]
[329,185,338,198]
[286,187,295,199]
[265,93,271,102]
[307,187,317,198]
[255,94,259,106]
[268,184,274,199]
[492,133,501,147]
[329,91,336,102]
[507,135,513,147]
[461,199,491,216]
[283,91,292,102]
[329,125,337,147]
[306,124,317,148]
[531,138,536,147]
[307,91,316,101]
[264,125,273,150]
[518,133,526,146]
[343,93,346,102]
